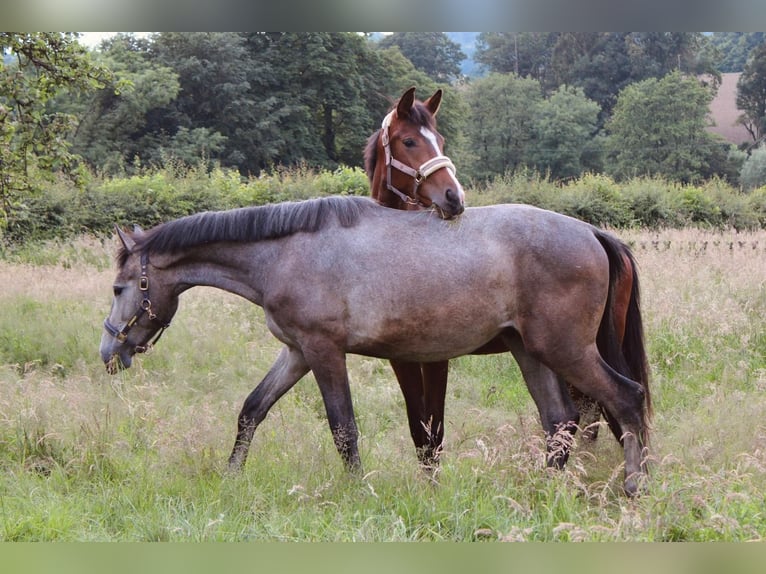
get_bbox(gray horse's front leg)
[228,345,310,471]
[302,342,362,473]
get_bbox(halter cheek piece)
[380,110,457,207]
[103,252,170,354]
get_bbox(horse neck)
[162,242,277,305]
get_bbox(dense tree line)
[708,33,766,73]
[4,31,766,233]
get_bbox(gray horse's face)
[100,242,178,373]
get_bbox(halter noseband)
[103,252,170,354]
[380,110,457,207]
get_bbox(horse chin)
[105,353,131,374]
[433,203,463,221]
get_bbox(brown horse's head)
[365,87,464,219]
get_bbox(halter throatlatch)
[380,110,457,207]
[103,252,170,354]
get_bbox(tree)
[378,33,465,83]
[549,33,717,121]
[737,42,766,144]
[606,71,718,183]
[150,33,259,171]
[69,33,182,174]
[529,85,601,180]
[740,145,766,190]
[462,73,543,180]
[0,33,111,224]
[53,33,466,179]
[368,44,466,160]
[708,32,766,72]
[474,33,558,89]
[267,32,376,168]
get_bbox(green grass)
[0,230,765,540]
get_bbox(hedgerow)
[2,165,764,247]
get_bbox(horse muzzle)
[100,331,134,373]
[434,187,465,220]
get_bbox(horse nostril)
[445,188,464,208]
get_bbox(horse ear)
[115,225,136,253]
[396,86,417,119]
[424,89,443,117]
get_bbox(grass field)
[0,228,765,541]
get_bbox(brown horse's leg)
[420,360,449,467]
[569,384,602,441]
[390,359,447,468]
[228,345,310,471]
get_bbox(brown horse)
[100,195,651,495]
[364,87,648,468]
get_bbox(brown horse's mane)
[363,101,438,183]
[118,195,378,266]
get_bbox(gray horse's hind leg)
[503,332,580,469]
[228,345,310,471]
[551,347,647,496]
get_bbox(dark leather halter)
[103,252,170,354]
[380,110,456,207]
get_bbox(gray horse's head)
[100,226,177,373]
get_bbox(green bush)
[557,173,632,227]
[471,170,759,230]
[3,164,766,248]
[749,186,766,227]
[702,177,761,230]
[673,185,723,227]
[620,178,677,228]
[472,168,560,209]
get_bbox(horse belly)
[345,306,506,362]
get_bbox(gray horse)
[100,195,651,496]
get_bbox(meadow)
[0,227,765,541]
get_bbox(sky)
[78,32,152,48]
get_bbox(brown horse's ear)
[424,89,443,117]
[396,86,417,119]
[115,225,136,253]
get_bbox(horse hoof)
[623,473,647,498]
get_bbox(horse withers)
[100,196,650,496]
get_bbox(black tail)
[594,230,651,443]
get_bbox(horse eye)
[113,286,124,297]
[403,138,416,148]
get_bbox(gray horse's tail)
[594,230,652,442]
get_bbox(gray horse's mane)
[118,195,378,265]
